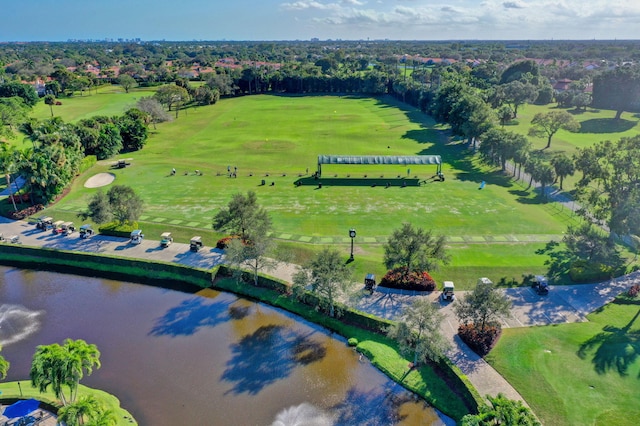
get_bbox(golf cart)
[441,281,455,302]
[61,222,75,235]
[7,235,20,244]
[364,273,376,295]
[51,220,65,234]
[79,224,94,239]
[190,236,203,252]
[531,275,549,295]
[35,216,54,231]
[160,232,173,248]
[130,229,144,245]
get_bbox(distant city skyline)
[3,0,640,42]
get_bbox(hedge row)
[0,244,213,289]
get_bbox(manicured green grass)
[0,382,137,425]
[23,92,586,285]
[486,296,640,426]
[31,85,158,122]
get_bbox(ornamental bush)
[458,323,502,356]
[378,267,436,291]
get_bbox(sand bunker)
[84,173,116,188]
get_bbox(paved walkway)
[1,217,637,408]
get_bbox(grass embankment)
[21,93,576,287]
[486,295,640,425]
[0,382,136,425]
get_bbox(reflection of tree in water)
[332,385,419,426]
[578,306,640,377]
[228,304,251,320]
[222,325,326,395]
[148,297,231,337]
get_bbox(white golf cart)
[130,229,144,244]
[160,232,173,248]
[441,281,455,302]
[190,236,203,252]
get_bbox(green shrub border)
[0,245,481,419]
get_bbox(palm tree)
[58,395,116,426]
[30,339,101,406]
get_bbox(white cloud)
[279,0,640,39]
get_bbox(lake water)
[0,266,449,425]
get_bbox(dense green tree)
[30,339,101,406]
[454,280,512,333]
[550,153,575,190]
[45,80,61,96]
[528,111,580,148]
[499,60,540,84]
[117,74,137,93]
[0,345,9,380]
[0,82,39,106]
[501,80,538,117]
[95,122,123,160]
[531,162,556,199]
[592,65,640,120]
[213,191,271,241]
[153,84,189,117]
[574,135,640,237]
[383,223,450,283]
[194,85,219,105]
[81,190,112,224]
[106,185,144,225]
[563,223,619,264]
[293,247,353,317]
[0,96,30,140]
[460,393,540,426]
[117,108,148,151]
[387,298,449,366]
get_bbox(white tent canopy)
[316,155,442,176]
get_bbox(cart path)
[1,217,637,408]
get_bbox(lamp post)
[349,228,356,261]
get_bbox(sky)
[3,0,640,42]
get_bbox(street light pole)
[349,228,356,261]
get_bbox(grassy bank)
[0,382,136,425]
[486,295,640,425]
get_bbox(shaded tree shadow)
[148,297,231,337]
[580,118,638,134]
[228,305,251,320]
[331,385,420,426]
[535,240,575,281]
[221,326,326,395]
[577,307,640,377]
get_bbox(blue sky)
[3,0,640,41]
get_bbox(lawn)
[0,381,137,425]
[21,92,588,287]
[486,296,640,426]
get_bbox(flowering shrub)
[628,284,640,298]
[378,267,436,291]
[458,323,502,356]
[216,236,238,249]
[7,204,44,220]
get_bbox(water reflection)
[0,266,450,425]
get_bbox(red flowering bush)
[7,204,44,220]
[628,284,640,298]
[216,236,239,249]
[378,267,436,291]
[458,324,502,356]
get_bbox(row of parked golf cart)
[35,216,95,238]
[133,230,204,252]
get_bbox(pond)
[0,266,450,425]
